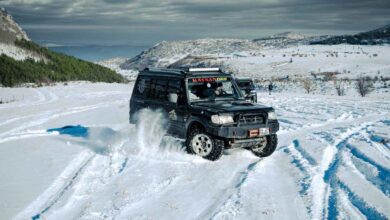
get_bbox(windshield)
[237,80,255,95]
[237,81,254,89]
[188,77,242,102]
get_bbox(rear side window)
[150,79,168,101]
[134,76,186,104]
[167,80,181,93]
[134,76,151,97]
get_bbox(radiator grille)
[238,114,265,124]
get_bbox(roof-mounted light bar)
[188,68,220,72]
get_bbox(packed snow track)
[0,83,389,220]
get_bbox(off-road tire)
[186,129,224,161]
[250,134,278,157]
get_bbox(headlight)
[211,114,234,124]
[268,111,277,120]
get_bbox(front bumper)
[206,120,279,139]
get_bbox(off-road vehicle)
[236,78,257,103]
[129,68,279,161]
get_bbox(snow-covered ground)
[0,82,389,220]
[224,45,390,79]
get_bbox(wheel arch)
[186,120,206,137]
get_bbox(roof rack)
[188,68,220,72]
[141,67,227,77]
[143,67,184,73]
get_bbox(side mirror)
[168,93,178,104]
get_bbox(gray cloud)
[1,0,389,45]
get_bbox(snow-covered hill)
[0,8,29,43]
[113,42,390,80]
[118,34,325,70]
[113,27,389,81]
[96,57,138,80]
[312,24,390,45]
[0,82,389,219]
[120,38,264,70]
[0,8,43,61]
[253,31,328,48]
[119,32,329,71]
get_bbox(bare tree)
[333,79,346,96]
[355,76,374,97]
[302,79,314,93]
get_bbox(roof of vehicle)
[139,67,232,78]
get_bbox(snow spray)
[134,109,185,158]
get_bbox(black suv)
[236,78,257,103]
[130,68,279,161]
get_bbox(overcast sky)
[1,0,389,46]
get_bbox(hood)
[192,100,273,114]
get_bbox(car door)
[165,79,188,138]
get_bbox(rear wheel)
[250,134,278,157]
[186,129,224,161]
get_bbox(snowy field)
[0,82,390,220]
[98,45,390,82]
[223,45,390,79]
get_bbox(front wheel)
[250,134,278,157]
[186,129,224,161]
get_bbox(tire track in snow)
[66,159,182,219]
[341,151,390,217]
[0,87,57,110]
[346,144,390,197]
[109,175,181,219]
[200,159,262,220]
[31,155,94,220]
[282,141,316,197]
[41,133,185,219]
[38,138,134,219]
[280,109,390,219]
[270,110,387,218]
[0,129,58,144]
[337,181,387,220]
[363,126,390,158]
[0,99,126,142]
[310,122,388,220]
[312,126,361,220]
[14,151,94,220]
[292,139,317,166]
[275,101,389,219]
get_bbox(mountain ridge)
[0,8,125,87]
[0,8,29,43]
[310,24,390,45]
